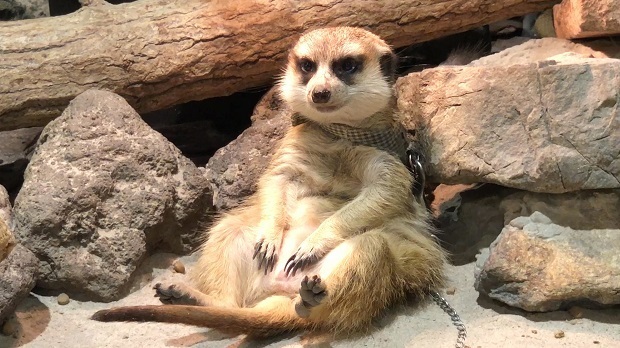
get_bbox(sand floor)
[1,253,619,348]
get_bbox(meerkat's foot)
[153,282,205,306]
[253,238,279,274]
[295,275,327,318]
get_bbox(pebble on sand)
[173,259,186,274]
[57,293,70,305]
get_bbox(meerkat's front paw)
[284,244,323,277]
[285,232,342,276]
[253,237,280,274]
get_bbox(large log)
[0,0,558,130]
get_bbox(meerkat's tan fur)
[92,26,447,338]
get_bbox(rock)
[13,89,213,302]
[0,244,38,324]
[534,9,556,38]
[0,185,10,225]
[397,53,620,193]
[554,330,565,339]
[172,259,185,274]
[0,219,12,263]
[500,189,620,230]
[472,37,608,66]
[0,0,48,20]
[554,0,620,39]
[204,87,292,210]
[474,212,620,312]
[0,186,14,262]
[57,293,70,305]
[16,0,48,18]
[0,127,41,196]
[436,185,620,263]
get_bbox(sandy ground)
[1,252,619,348]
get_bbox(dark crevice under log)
[0,0,559,130]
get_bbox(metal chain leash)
[406,148,467,348]
[431,291,467,348]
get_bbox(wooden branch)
[0,0,558,130]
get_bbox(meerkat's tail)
[92,304,311,338]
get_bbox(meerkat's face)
[279,27,397,126]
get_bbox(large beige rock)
[397,54,620,193]
[554,0,620,39]
[475,212,620,312]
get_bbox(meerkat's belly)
[262,195,348,294]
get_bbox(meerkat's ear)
[379,52,399,83]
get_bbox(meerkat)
[92,26,447,338]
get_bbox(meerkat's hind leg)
[190,205,264,307]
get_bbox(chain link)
[431,291,467,348]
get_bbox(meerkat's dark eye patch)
[295,57,316,85]
[332,56,364,85]
[379,52,398,83]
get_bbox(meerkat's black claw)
[285,250,319,277]
[255,240,278,274]
[253,240,263,260]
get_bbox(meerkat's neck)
[291,99,408,162]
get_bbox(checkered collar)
[291,113,409,164]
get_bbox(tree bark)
[0,0,558,130]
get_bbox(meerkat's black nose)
[312,89,331,104]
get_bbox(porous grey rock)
[397,55,620,193]
[474,212,620,312]
[0,0,48,20]
[204,87,291,210]
[13,89,212,302]
[0,127,41,195]
[0,244,38,324]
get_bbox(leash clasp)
[406,149,425,203]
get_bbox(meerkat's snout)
[311,89,331,104]
[279,27,398,126]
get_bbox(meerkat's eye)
[340,58,358,73]
[333,56,362,76]
[299,59,316,73]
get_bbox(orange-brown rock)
[554,0,620,39]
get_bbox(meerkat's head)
[279,27,398,126]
